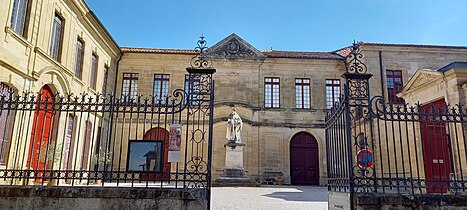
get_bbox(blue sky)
[86,0,467,52]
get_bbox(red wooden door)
[420,99,452,193]
[142,127,170,180]
[290,132,319,185]
[27,86,55,172]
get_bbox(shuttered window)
[82,121,92,170]
[102,66,109,95]
[50,13,64,61]
[74,39,84,79]
[90,53,98,89]
[63,114,74,169]
[0,84,15,164]
[10,0,30,36]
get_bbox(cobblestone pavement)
[211,185,328,210]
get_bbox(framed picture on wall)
[127,140,163,172]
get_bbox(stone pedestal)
[225,145,244,169]
[213,142,257,187]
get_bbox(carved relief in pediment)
[207,34,264,58]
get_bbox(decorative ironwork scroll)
[345,41,367,74]
[190,35,212,69]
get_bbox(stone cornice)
[66,0,121,57]
[213,116,324,128]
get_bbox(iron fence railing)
[0,72,214,189]
[326,42,467,199]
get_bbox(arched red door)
[143,127,170,180]
[290,132,319,185]
[27,85,55,171]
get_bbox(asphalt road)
[211,186,328,210]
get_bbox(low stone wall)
[0,186,207,210]
[356,193,467,210]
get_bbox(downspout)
[257,58,265,180]
[379,51,385,102]
[113,52,123,94]
[106,51,122,156]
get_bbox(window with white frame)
[295,78,311,109]
[184,74,200,105]
[121,73,138,101]
[265,77,280,108]
[326,79,340,110]
[153,74,170,104]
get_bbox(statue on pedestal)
[226,108,242,143]
[215,108,256,186]
[225,108,245,149]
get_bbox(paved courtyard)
[211,186,328,210]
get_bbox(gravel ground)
[211,185,328,210]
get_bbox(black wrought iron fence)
[0,71,214,189]
[326,43,467,200]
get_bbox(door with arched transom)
[290,132,319,185]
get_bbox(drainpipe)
[257,58,265,180]
[113,52,123,94]
[379,51,385,102]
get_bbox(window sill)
[73,77,84,86]
[262,108,285,111]
[4,26,33,48]
[292,108,317,113]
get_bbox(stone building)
[0,0,120,178]
[117,35,467,185]
[0,0,466,186]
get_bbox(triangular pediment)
[207,33,264,58]
[398,70,444,96]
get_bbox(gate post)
[185,35,216,210]
[342,42,375,207]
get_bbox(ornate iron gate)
[0,37,215,208]
[326,43,467,209]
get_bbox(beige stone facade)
[1,0,466,186]
[117,35,467,185]
[0,0,120,178]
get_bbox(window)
[90,53,98,89]
[50,13,64,61]
[74,38,84,79]
[121,73,138,101]
[184,74,200,105]
[81,121,92,170]
[295,78,311,109]
[10,0,30,36]
[153,74,170,104]
[102,66,109,95]
[0,84,15,164]
[386,70,404,104]
[265,77,280,108]
[63,114,74,169]
[326,79,340,109]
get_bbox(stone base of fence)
[0,186,207,210]
[355,193,467,210]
